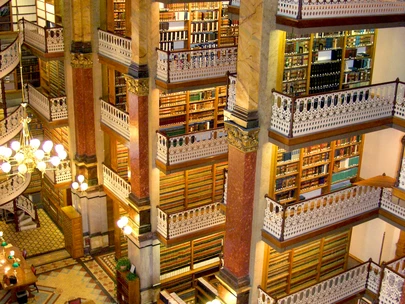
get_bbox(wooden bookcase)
[106,0,130,37]
[270,135,364,204]
[17,46,40,90]
[116,270,140,304]
[61,206,84,259]
[159,162,227,212]
[0,2,12,32]
[263,230,351,298]
[158,1,238,51]
[279,30,376,96]
[159,85,227,133]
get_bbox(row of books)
[276,163,299,176]
[335,136,361,146]
[302,164,328,178]
[285,40,309,55]
[301,176,327,191]
[191,11,219,21]
[160,31,188,42]
[278,149,300,162]
[332,167,358,183]
[334,155,359,170]
[303,143,330,155]
[302,152,330,166]
[160,11,188,21]
[189,89,215,101]
[285,55,309,68]
[334,145,360,158]
[191,21,218,32]
[275,176,296,191]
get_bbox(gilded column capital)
[124,74,149,96]
[71,53,93,68]
[225,122,259,153]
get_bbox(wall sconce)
[72,175,88,193]
[117,216,132,236]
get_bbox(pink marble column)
[218,122,259,304]
[71,54,97,184]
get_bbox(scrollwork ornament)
[224,123,259,153]
[71,53,93,68]
[123,74,149,96]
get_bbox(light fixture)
[117,216,132,236]
[207,300,221,304]
[71,174,89,192]
[0,39,67,179]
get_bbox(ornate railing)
[28,84,68,121]
[98,29,132,66]
[44,160,72,184]
[22,19,64,53]
[0,106,24,147]
[271,80,400,138]
[156,46,237,83]
[0,174,31,206]
[15,195,37,223]
[157,128,228,165]
[258,261,380,304]
[157,202,225,239]
[0,34,21,77]
[394,82,405,119]
[379,267,405,304]
[263,185,380,240]
[380,187,405,221]
[102,164,131,204]
[100,99,130,141]
[277,0,405,20]
[226,73,237,112]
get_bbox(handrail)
[157,44,240,55]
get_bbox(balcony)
[102,164,131,204]
[156,47,237,91]
[44,160,72,186]
[97,29,131,72]
[156,128,228,174]
[276,0,405,32]
[157,202,225,246]
[100,99,130,144]
[258,255,405,304]
[22,19,64,58]
[269,79,405,149]
[0,106,24,147]
[28,84,68,127]
[263,186,405,249]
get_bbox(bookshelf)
[0,3,12,32]
[116,142,129,181]
[113,0,126,36]
[279,30,376,96]
[17,46,40,90]
[270,135,363,204]
[49,60,65,97]
[116,270,140,304]
[115,71,127,111]
[159,1,238,51]
[264,230,351,298]
[159,85,227,133]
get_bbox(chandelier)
[0,37,67,178]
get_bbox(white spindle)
[103,165,131,203]
[98,29,132,66]
[100,99,130,141]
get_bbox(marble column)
[217,122,259,304]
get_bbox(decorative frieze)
[124,74,149,97]
[224,122,259,153]
[71,53,93,69]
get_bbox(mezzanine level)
[276,0,405,33]
[269,79,405,150]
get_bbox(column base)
[216,268,251,304]
[128,193,151,234]
[74,158,98,186]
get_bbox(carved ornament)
[124,74,149,96]
[71,53,93,68]
[225,122,259,153]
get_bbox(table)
[0,245,37,301]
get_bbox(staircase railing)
[0,106,24,147]
[22,19,64,53]
[28,84,68,121]
[14,195,39,231]
[0,34,22,78]
[0,174,31,206]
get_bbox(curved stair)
[0,34,22,79]
[0,174,31,206]
[0,105,24,146]
[15,195,39,231]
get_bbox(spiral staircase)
[0,30,39,231]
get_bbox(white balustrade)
[46,27,64,53]
[367,262,382,295]
[271,82,396,137]
[16,195,36,220]
[103,164,131,204]
[264,186,380,240]
[380,187,405,221]
[156,128,228,165]
[394,82,405,119]
[0,201,14,214]
[0,174,31,206]
[379,267,405,304]
[227,74,237,112]
[387,256,405,277]
[277,0,405,19]
[0,106,24,146]
[23,20,64,53]
[157,202,225,239]
[258,287,276,304]
[45,160,72,184]
[223,170,228,205]
[0,35,21,77]
[100,99,130,141]
[156,47,237,83]
[28,84,68,121]
[98,29,132,66]
[398,158,405,191]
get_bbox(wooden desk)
[0,245,37,301]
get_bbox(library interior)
[0,0,404,304]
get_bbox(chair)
[67,298,82,304]
[16,290,28,304]
[29,265,39,293]
[21,249,27,259]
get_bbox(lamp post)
[71,174,89,193]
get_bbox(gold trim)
[71,53,93,68]
[225,122,259,153]
[124,74,149,96]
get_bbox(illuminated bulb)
[77,175,85,183]
[80,183,88,191]
[58,150,67,160]
[211,300,221,304]
[34,149,45,160]
[14,152,24,164]
[55,144,64,154]
[3,148,12,159]
[18,164,27,174]
[37,161,46,172]
[42,141,53,153]
[117,219,124,229]
[71,182,79,190]
[0,146,6,156]
[120,216,128,227]
[123,225,132,235]
[50,156,61,166]
[9,251,14,257]
[0,231,3,237]
[11,141,20,151]
[1,162,11,173]
[30,139,40,150]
